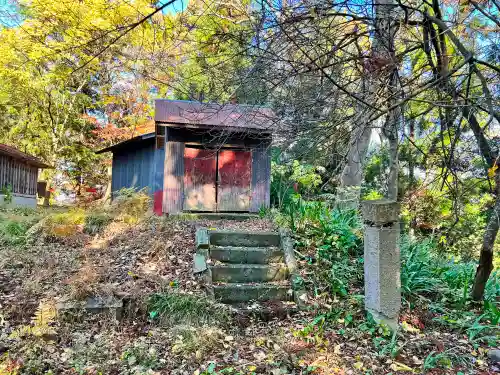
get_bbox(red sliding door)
[183,148,217,211]
[217,149,252,211]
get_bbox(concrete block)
[364,226,401,319]
[213,284,291,303]
[211,264,288,283]
[56,297,123,319]
[210,246,283,264]
[196,228,209,249]
[361,200,399,225]
[280,228,308,309]
[0,194,37,208]
[193,253,207,274]
[209,230,280,247]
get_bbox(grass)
[170,325,226,359]
[83,211,112,235]
[148,290,232,327]
[0,189,152,245]
[0,218,30,245]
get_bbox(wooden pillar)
[163,141,185,214]
[249,141,271,212]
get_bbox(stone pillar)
[361,200,400,329]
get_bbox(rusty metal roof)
[155,100,275,132]
[0,144,52,169]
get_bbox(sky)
[0,0,19,27]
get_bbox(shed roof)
[0,144,52,169]
[155,100,275,132]
[95,132,155,154]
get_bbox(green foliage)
[83,211,112,235]
[423,350,468,371]
[271,152,322,208]
[401,237,499,346]
[48,209,86,225]
[111,188,151,223]
[148,290,232,327]
[362,147,390,197]
[403,186,494,260]
[120,341,162,373]
[41,209,86,237]
[401,236,499,307]
[0,219,30,245]
[400,237,442,299]
[279,197,362,297]
[0,184,13,204]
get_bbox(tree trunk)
[408,119,417,231]
[472,187,499,300]
[384,109,399,200]
[375,0,400,200]
[102,163,113,205]
[43,180,51,207]
[339,0,400,202]
[340,126,372,187]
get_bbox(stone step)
[209,230,281,247]
[210,246,284,264]
[211,264,289,283]
[213,283,292,303]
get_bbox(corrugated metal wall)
[109,129,271,213]
[250,142,271,212]
[111,141,155,195]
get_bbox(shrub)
[271,155,322,209]
[0,184,13,204]
[49,209,86,225]
[111,188,151,223]
[42,209,86,237]
[282,198,363,297]
[148,291,232,327]
[83,211,112,235]
[0,219,29,245]
[400,237,442,301]
[401,236,500,308]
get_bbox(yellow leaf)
[390,362,415,372]
[488,164,498,178]
[401,321,420,334]
[247,365,257,371]
[353,361,363,370]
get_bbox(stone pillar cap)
[361,199,399,225]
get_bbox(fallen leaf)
[390,362,414,372]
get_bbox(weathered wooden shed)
[98,100,273,215]
[0,144,51,207]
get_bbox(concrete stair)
[213,283,291,303]
[211,264,289,283]
[210,246,284,264]
[195,229,295,305]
